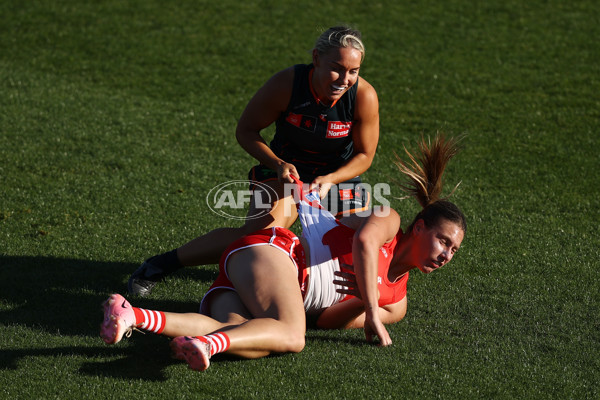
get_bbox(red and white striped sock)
[132,307,166,334]
[197,332,230,356]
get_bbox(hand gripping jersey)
[293,176,408,315]
[270,63,358,181]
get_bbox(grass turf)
[1,0,599,398]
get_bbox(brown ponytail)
[395,133,467,233]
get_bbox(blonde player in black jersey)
[129,26,380,297]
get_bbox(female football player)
[102,134,466,372]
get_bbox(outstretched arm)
[319,207,400,344]
[352,206,399,345]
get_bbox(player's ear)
[412,219,425,236]
[312,49,319,66]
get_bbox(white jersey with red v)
[289,175,347,312]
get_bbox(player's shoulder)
[354,76,378,118]
[356,76,377,99]
[256,66,296,105]
[339,207,400,239]
[266,65,296,86]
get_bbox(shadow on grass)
[0,340,177,381]
[0,255,216,381]
[0,255,373,380]
[305,332,373,347]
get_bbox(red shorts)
[199,227,308,315]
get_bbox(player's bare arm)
[235,67,295,173]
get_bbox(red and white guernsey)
[293,177,408,315]
[199,177,407,316]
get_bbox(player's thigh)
[226,246,305,326]
[207,289,252,325]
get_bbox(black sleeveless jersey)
[269,63,358,181]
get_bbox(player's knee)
[284,330,305,353]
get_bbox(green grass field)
[1,0,599,398]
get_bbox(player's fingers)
[288,165,300,179]
[339,263,355,272]
[378,333,393,347]
[314,182,330,199]
[333,286,359,296]
[374,325,392,347]
[332,279,351,286]
[335,289,358,297]
[280,171,294,183]
[334,270,355,279]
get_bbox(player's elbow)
[235,126,249,146]
[354,151,374,172]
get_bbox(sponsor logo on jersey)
[326,121,352,138]
[339,188,354,200]
[286,112,317,132]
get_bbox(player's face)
[312,46,362,104]
[413,218,464,274]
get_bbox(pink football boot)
[170,336,212,371]
[100,294,137,344]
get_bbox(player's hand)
[333,269,360,298]
[334,268,380,301]
[309,177,333,199]
[364,311,392,346]
[277,162,299,183]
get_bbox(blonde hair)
[314,26,365,61]
[395,133,467,233]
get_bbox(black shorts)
[248,165,370,217]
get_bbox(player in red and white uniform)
[198,176,409,322]
[128,26,379,297]
[102,135,467,372]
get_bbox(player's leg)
[176,178,298,266]
[223,245,306,356]
[128,179,298,296]
[100,292,250,345]
[171,245,306,370]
